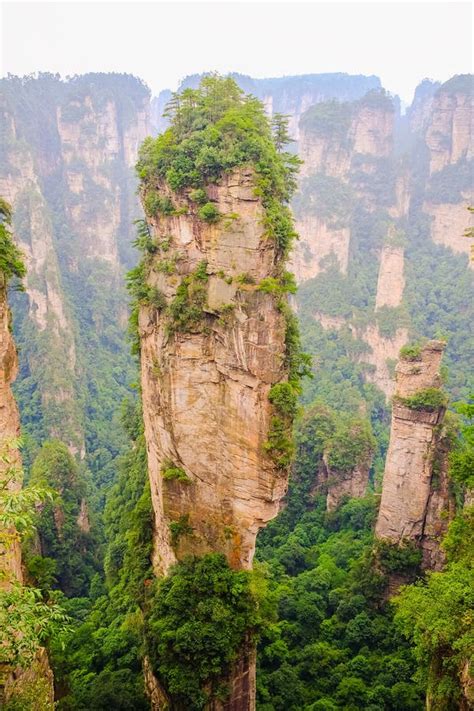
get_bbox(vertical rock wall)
[0,274,23,583]
[138,166,293,709]
[139,169,289,577]
[0,275,54,708]
[375,341,454,569]
[0,74,150,456]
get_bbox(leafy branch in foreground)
[0,437,70,668]
[0,584,70,668]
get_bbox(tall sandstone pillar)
[138,169,291,708]
[375,340,455,570]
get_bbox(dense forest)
[0,70,473,711]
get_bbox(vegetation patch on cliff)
[394,387,448,412]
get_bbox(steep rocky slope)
[0,73,150,470]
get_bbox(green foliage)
[145,553,261,709]
[268,383,299,419]
[300,100,352,138]
[399,343,423,361]
[256,493,423,710]
[198,201,220,222]
[375,540,423,575]
[0,583,70,669]
[161,460,190,483]
[357,88,394,111]
[50,400,152,709]
[0,197,26,285]
[395,387,448,412]
[375,305,409,339]
[4,73,144,487]
[189,188,208,204]
[258,271,297,295]
[236,272,256,285]
[264,416,295,470]
[449,395,474,489]
[394,510,474,710]
[326,417,375,474]
[166,260,208,334]
[0,438,53,551]
[280,301,313,385]
[0,439,70,673]
[136,74,300,258]
[132,219,157,254]
[293,174,354,227]
[26,440,99,597]
[425,161,473,204]
[437,74,473,95]
[143,191,175,217]
[169,514,194,546]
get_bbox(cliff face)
[291,75,473,401]
[295,91,395,261]
[0,73,150,463]
[375,341,454,570]
[0,276,54,709]
[0,274,22,583]
[375,245,405,309]
[139,169,288,576]
[319,451,372,512]
[424,82,473,175]
[414,76,473,260]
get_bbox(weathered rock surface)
[139,169,289,577]
[321,454,372,512]
[423,198,474,260]
[375,341,454,568]
[291,215,350,281]
[356,325,408,399]
[375,245,405,309]
[139,168,292,709]
[425,84,473,175]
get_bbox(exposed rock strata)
[423,198,474,259]
[375,341,454,569]
[139,169,289,577]
[425,84,473,175]
[355,325,408,399]
[291,215,350,281]
[320,454,372,512]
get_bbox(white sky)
[1,0,472,103]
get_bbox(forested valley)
[0,69,472,711]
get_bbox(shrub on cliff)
[395,387,448,412]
